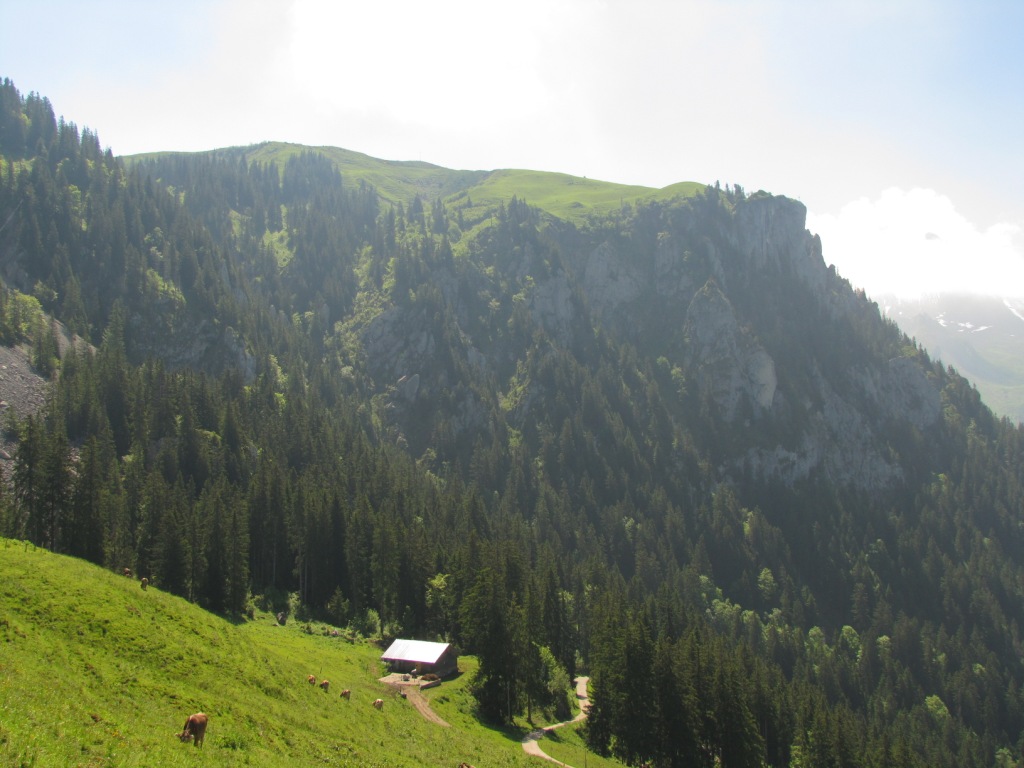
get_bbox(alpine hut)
[380,639,458,678]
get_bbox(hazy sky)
[2,0,1022,299]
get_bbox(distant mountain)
[883,293,1024,423]
[4,76,1024,766]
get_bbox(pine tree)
[461,562,526,722]
[68,435,110,564]
[653,636,701,767]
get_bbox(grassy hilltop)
[127,141,705,224]
[0,539,568,768]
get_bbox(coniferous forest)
[3,77,1024,767]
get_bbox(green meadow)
[0,539,603,767]
[127,142,705,225]
[450,169,703,223]
[537,723,622,768]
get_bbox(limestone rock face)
[866,356,942,430]
[737,364,904,489]
[395,373,420,403]
[361,305,436,383]
[350,191,948,494]
[654,234,698,301]
[730,195,827,293]
[129,304,254,380]
[683,280,777,421]
[582,242,645,321]
[529,274,574,346]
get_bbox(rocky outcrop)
[684,280,777,421]
[856,356,942,430]
[730,195,827,293]
[358,191,942,493]
[653,233,699,300]
[739,364,904,489]
[361,305,437,383]
[529,274,574,346]
[127,292,256,379]
[582,242,645,322]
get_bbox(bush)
[349,608,380,638]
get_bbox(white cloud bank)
[807,188,1024,300]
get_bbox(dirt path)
[521,676,589,766]
[404,687,450,727]
[380,674,450,727]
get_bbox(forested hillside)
[3,77,1024,767]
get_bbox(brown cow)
[372,698,384,710]
[177,712,208,748]
[140,577,148,590]
[339,689,351,700]
[307,674,317,685]
[123,567,132,578]
[319,679,330,692]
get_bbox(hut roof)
[380,639,452,665]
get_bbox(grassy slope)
[539,722,621,768]
[245,143,490,207]
[125,142,705,224]
[246,144,705,222]
[452,169,703,223]
[0,539,539,767]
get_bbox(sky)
[2,0,1022,300]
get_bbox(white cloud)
[807,188,1024,300]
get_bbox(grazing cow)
[177,712,208,748]
[319,679,330,692]
[339,689,351,700]
[140,577,148,590]
[307,674,317,685]
[276,611,287,625]
[459,763,476,768]
[372,698,384,710]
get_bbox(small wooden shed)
[380,639,458,678]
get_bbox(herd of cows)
[304,673,373,706]
[171,683,486,767]
[174,676,386,750]
[125,568,471,761]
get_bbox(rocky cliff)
[354,191,941,492]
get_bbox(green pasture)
[538,722,623,768]
[452,169,703,223]
[0,539,600,767]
